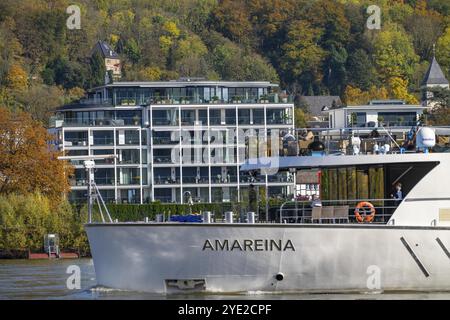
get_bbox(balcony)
[267,174,295,183]
[64,139,88,147]
[152,117,179,126]
[144,94,294,105]
[211,175,238,184]
[93,137,114,146]
[153,136,179,145]
[61,117,142,127]
[239,175,265,183]
[153,155,178,164]
[182,176,209,184]
[154,176,181,185]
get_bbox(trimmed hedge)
[82,199,288,222]
[105,202,237,222]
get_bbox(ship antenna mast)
[58,155,118,223]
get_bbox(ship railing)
[278,198,398,224]
[277,126,450,156]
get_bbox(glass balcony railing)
[209,117,222,125]
[267,174,295,183]
[211,175,238,184]
[252,117,265,125]
[182,176,209,184]
[153,137,179,145]
[64,139,88,147]
[93,137,114,145]
[145,94,294,105]
[117,178,141,185]
[153,195,174,203]
[95,177,115,185]
[239,175,265,183]
[70,178,88,186]
[153,156,178,164]
[152,117,179,126]
[62,117,142,127]
[154,176,180,185]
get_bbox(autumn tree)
[428,88,450,125]
[0,107,72,199]
[5,63,28,91]
[280,20,325,94]
[346,49,378,91]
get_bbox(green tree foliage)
[347,49,378,91]
[0,0,448,121]
[0,193,88,253]
[89,51,106,88]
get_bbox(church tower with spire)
[421,48,449,109]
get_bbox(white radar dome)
[416,127,436,149]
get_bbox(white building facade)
[51,81,295,204]
[326,100,426,129]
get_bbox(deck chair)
[311,207,322,223]
[321,206,335,223]
[333,206,349,223]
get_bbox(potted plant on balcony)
[282,113,292,124]
[260,94,269,103]
[377,116,384,127]
[349,113,357,127]
[212,96,219,104]
[397,116,404,126]
[133,115,140,126]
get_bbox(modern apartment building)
[51,80,295,204]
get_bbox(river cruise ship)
[84,127,450,293]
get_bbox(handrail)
[279,198,398,224]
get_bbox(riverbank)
[0,249,90,259]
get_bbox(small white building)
[325,100,427,129]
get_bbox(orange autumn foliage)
[0,107,72,199]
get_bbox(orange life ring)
[354,201,376,223]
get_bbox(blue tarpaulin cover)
[170,215,202,223]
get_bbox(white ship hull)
[86,223,450,293]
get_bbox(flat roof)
[92,81,279,90]
[240,153,447,171]
[327,104,426,111]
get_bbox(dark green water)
[0,259,449,300]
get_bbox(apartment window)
[152,109,179,126]
[153,131,179,145]
[99,190,116,204]
[119,189,140,204]
[117,130,141,145]
[64,131,88,146]
[238,109,251,125]
[209,109,221,125]
[154,189,172,203]
[118,168,140,185]
[118,149,140,164]
[378,112,417,126]
[267,109,287,124]
[116,110,141,126]
[253,109,265,125]
[93,130,114,145]
[92,149,115,164]
[181,109,196,125]
[154,148,177,164]
[95,168,115,185]
[198,109,207,125]
[225,109,236,125]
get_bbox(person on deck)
[391,182,403,205]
